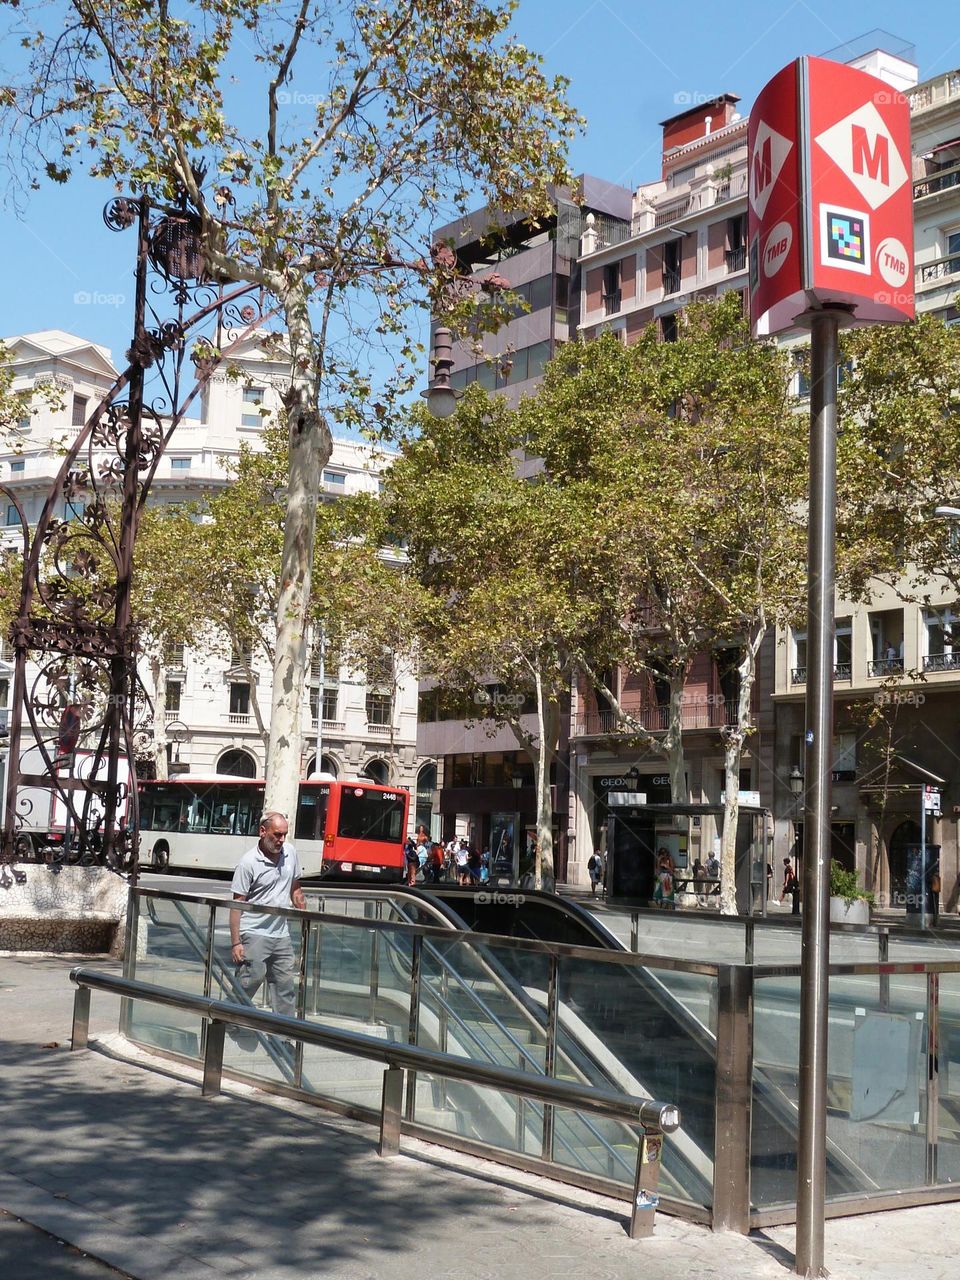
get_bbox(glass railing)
[125,887,717,1211]
[123,887,960,1230]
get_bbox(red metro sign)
[748,55,914,336]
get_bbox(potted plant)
[829,860,874,925]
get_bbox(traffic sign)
[749,56,914,336]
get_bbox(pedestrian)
[468,844,482,884]
[480,848,490,884]
[782,857,800,914]
[455,838,470,885]
[230,811,305,1022]
[404,836,419,886]
[653,847,676,910]
[587,850,602,897]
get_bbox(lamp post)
[0,182,265,882]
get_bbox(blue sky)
[2,2,958,383]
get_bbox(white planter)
[829,895,870,926]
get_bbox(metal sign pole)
[795,307,841,1279]
[920,789,927,931]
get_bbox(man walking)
[230,811,306,1018]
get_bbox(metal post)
[796,307,842,1279]
[202,1019,225,1097]
[878,929,890,1012]
[630,912,639,953]
[404,934,422,1120]
[199,902,217,1061]
[379,1065,405,1157]
[541,953,560,1163]
[920,789,927,930]
[926,971,940,1185]
[629,1128,664,1239]
[119,883,140,1038]
[744,918,755,966]
[71,984,91,1051]
[293,918,309,1087]
[712,965,754,1232]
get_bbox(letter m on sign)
[852,125,888,185]
[753,137,772,198]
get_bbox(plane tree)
[1,0,580,818]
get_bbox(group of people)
[404,827,489,886]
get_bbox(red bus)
[138,776,409,880]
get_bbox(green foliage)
[829,859,874,906]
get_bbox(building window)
[5,505,18,526]
[924,605,960,671]
[366,690,393,725]
[664,239,683,295]
[229,682,251,716]
[10,460,24,475]
[833,732,857,781]
[322,686,338,721]
[868,609,904,675]
[725,214,747,272]
[230,645,253,669]
[240,414,261,428]
[602,261,622,316]
[170,457,191,470]
[948,229,960,275]
[165,680,182,713]
[64,500,85,521]
[164,641,185,668]
[71,394,88,428]
[16,416,29,434]
[242,386,264,404]
[835,617,852,679]
[323,470,346,487]
[791,628,807,684]
[660,312,678,343]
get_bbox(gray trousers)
[237,931,298,1017]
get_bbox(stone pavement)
[0,953,957,1280]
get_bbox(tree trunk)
[664,673,689,806]
[718,626,764,916]
[532,669,560,891]
[264,286,332,820]
[150,652,168,782]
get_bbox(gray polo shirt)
[231,842,302,938]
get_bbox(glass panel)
[412,1074,544,1156]
[939,972,960,1184]
[127,894,209,1060]
[753,971,932,1210]
[556,953,717,1208]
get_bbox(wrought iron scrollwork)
[2,186,270,880]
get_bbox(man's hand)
[231,941,245,963]
[292,885,306,911]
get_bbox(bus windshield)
[295,786,330,842]
[337,789,405,843]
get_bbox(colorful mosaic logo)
[820,204,870,274]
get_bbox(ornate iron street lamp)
[0,183,266,882]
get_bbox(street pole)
[795,307,842,1279]
[920,789,927,931]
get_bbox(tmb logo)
[814,101,908,210]
[749,120,793,220]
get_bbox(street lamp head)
[789,764,804,797]
[421,325,461,420]
[149,211,206,283]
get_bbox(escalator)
[427,887,876,1208]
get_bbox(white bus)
[138,775,410,879]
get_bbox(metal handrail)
[70,965,679,1240]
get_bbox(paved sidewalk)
[0,953,957,1280]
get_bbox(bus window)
[236,795,260,838]
[185,794,214,834]
[337,789,405,843]
[295,787,329,842]
[141,786,182,831]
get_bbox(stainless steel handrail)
[70,965,679,1240]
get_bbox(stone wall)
[0,865,128,957]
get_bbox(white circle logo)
[762,222,792,278]
[876,238,909,287]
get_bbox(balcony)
[923,652,960,673]
[575,698,739,736]
[867,657,904,678]
[227,712,251,725]
[908,73,960,113]
[309,718,346,733]
[724,245,746,273]
[602,289,622,316]
[366,722,394,735]
[790,663,850,685]
[913,162,960,200]
[917,254,960,288]
[664,268,682,296]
